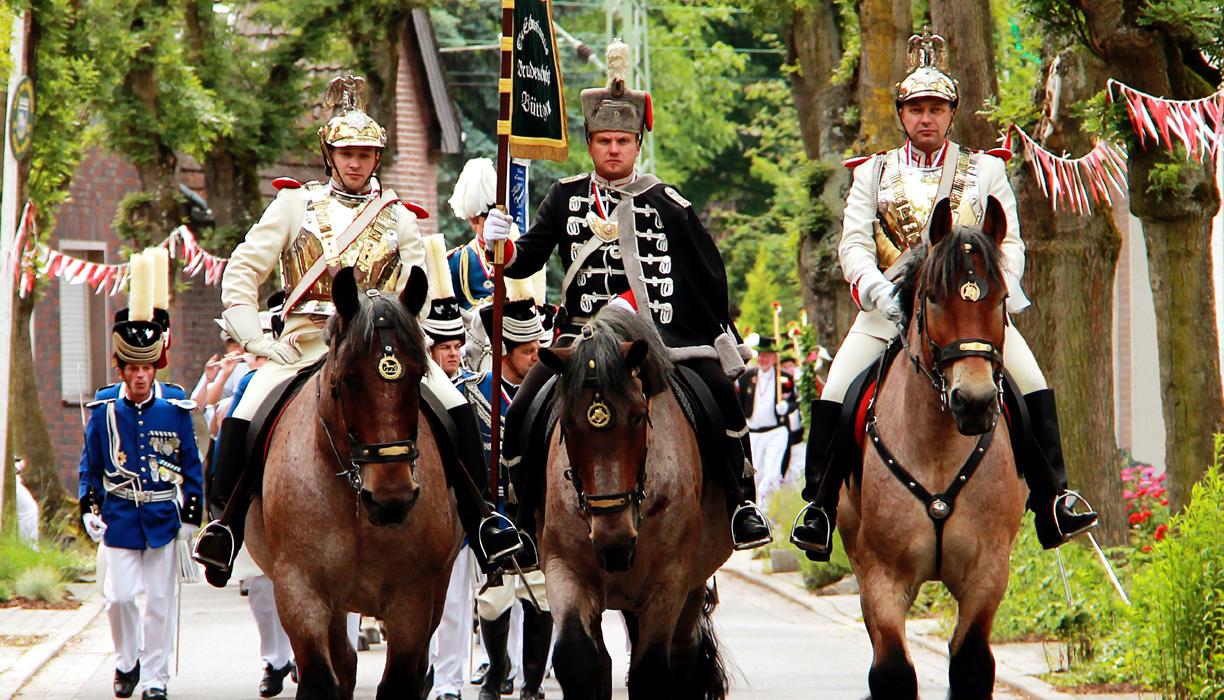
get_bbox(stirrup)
[192,520,236,570]
[730,501,773,551]
[478,512,524,565]
[789,503,833,554]
[1054,490,1099,540]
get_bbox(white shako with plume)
[448,158,498,221]
[421,235,465,345]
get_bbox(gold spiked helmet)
[318,74,387,172]
[895,30,958,107]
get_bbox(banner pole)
[490,0,514,510]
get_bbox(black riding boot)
[519,605,553,699]
[478,609,513,700]
[728,432,773,550]
[791,400,845,561]
[1023,390,1099,548]
[194,418,252,588]
[446,404,523,573]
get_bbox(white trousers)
[247,575,293,669]
[104,544,177,692]
[232,330,466,422]
[428,546,475,698]
[749,427,790,508]
[821,311,1047,403]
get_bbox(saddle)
[838,341,1030,486]
[241,360,462,492]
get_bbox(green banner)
[509,0,568,162]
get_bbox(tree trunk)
[855,0,910,152]
[9,293,72,526]
[352,10,407,167]
[1012,49,1127,544]
[929,0,998,148]
[202,140,263,235]
[786,2,855,350]
[1076,0,1224,508]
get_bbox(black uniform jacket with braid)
[505,173,738,357]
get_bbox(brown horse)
[534,307,731,700]
[245,267,460,700]
[839,197,1027,699]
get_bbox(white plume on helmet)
[422,234,456,300]
[448,158,498,221]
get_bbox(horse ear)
[539,346,572,373]
[928,198,954,246]
[622,340,648,370]
[400,266,428,315]
[333,267,360,324]
[981,196,1008,246]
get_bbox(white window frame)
[58,240,109,404]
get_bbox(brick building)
[36,9,460,484]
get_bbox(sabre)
[1086,531,1131,605]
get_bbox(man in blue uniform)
[79,295,204,700]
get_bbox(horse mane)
[556,306,673,414]
[895,225,1005,333]
[324,291,428,376]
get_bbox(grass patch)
[0,528,93,603]
[765,485,853,592]
[13,566,66,604]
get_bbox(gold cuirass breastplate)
[280,183,401,312]
[873,148,978,270]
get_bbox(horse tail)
[695,586,729,699]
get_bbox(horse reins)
[317,290,421,501]
[870,240,1006,575]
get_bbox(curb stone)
[719,561,1084,700]
[0,592,105,700]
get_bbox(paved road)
[17,572,1023,699]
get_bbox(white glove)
[82,513,107,543]
[866,280,905,326]
[177,524,199,542]
[775,401,790,415]
[223,305,301,364]
[483,208,513,251]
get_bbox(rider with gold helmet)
[193,75,523,585]
[790,31,1098,558]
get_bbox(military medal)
[585,211,619,242]
[116,451,127,467]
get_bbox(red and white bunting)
[11,218,230,296]
[1007,125,1129,216]
[1108,79,1224,162]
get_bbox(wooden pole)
[489,0,514,507]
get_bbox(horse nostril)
[949,388,965,411]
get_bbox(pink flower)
[1123,490,1135,499]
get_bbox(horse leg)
[947,572,1008,700]
[661,586,727,700]
[553,603,610,700]
[327,611,357,700]
[859,568,918,700]
[376,598,435,700]
[276,577,342,700]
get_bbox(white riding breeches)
[428,545,475,698]
[104,544,177,692]
[231,327,467,422]
[821,310,1047,403]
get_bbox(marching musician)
[193,75,523,585]
[78,257,203,700]
[485,40,773,553]
[790,31,1098,558]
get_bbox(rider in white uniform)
[193,75,522,585]
[790,31,1098,559]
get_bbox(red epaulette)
[272,177,302,190]
[843,150,886,169]
[398,200,430,219]
[980,147,1013,163]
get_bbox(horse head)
[539,308,670,572]
[323,266,430,526]
[902,196,1009,435]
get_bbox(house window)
[59,244,109,403]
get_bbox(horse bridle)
[901,241,1007,410]
[318,290,421,493]
[561,330,653,524]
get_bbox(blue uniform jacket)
[77,394,204,550]
[448,241,494,309]
[93,380,187,402]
